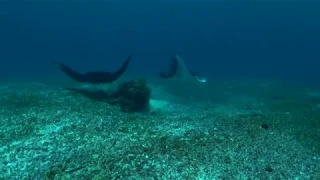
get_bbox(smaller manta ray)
[159,55,207,83]
[157,55,209,101]
[53,55,131,84]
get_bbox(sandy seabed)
[0,78,320,179]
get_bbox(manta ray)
[53,55,131,84]
[159,55,207,83]
[156,55,208,101]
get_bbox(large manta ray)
[159,55,207,83]
[53,55,131,84]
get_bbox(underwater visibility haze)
[0,1,320,81]
[0,1,320,179]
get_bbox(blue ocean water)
[2,1,320,179]
[0,1,320,82]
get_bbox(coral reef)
[64,78,151,113]
[109,78,151,113]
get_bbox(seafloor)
[0,77,320,179]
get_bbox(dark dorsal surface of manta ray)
[159,55,207,83]
[53,55,131,84]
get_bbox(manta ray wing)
[171,55,197,83]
